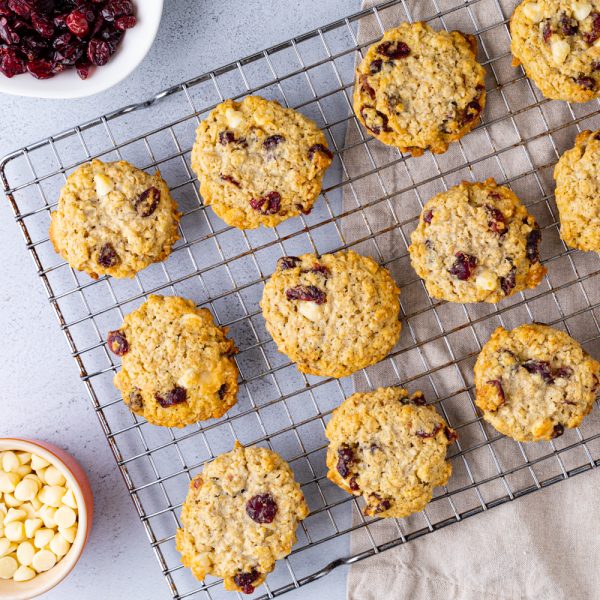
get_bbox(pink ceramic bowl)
[0,438,93,599]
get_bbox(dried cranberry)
[336,444,354,478]
[307,143,333,160]
[359,73,375,99]
[542,20,553,42]
[219,130,235,145]
[583,12,600,44]
[522,360,554,383]
[53,32,84,65]
[249,191,281,215]
[0,47,25,77]
[217,383,227,399]
[133,186,160,217]
[416,423,443,439]
[423,210,433,224]
[31,13,54,38]
[220,173,240,187]
[461,100,481,124]
[444,426,458,443]
[554,366,573,379]
[348,476,360,491]
[87,38,110,65]
[286,285,326,304]
[410,392,427,406]
[127,389,143,411]
[98,243,119,268]
[0,16,19,44]
[500,267,516,295]
[295,202,312,215]
[487,379,505,404]
[369,58,383,74]
[263,134,285,150]
[486,204,507,234]
[575,76,596,90]
[526,225,541,263]
[310,263,329,276]
[114,14,136,30]
[559,12,578,36]
[360,106,391,135]
[448,252,478,280]
[66,9,88,37]
[107,329,129,355]
[277,256,300,270]
[373,497,391,514]
[233,570,259,595]
[155,386,187,408]
[377,40,410,59]
[246,493,278,524]
[552,423,565,438]
[101,0,133,21]
[7,0,30,18]
[593,60,600,71]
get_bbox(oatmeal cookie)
[49,159,180,279]
[553,129,600,251]
[176,442,309,595]
[108,295,238,428]
[260,250,401,378]
[325,386,457,518]
[510,0,600,102]
[409,179,547,303]
[475,323,600,442]
[191,95,333,229]
[353,21,486,155]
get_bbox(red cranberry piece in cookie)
[310,263,329,276]
[234,570,260,595]
[369,58,383,74]
[107,330,129,355]
[583,12,600,44]
[487,379,505,405]
[486,204,507,235]
[500,267,516,296]
[155,386,187,408]
[263,134,285,150]
[542,20,553,42]
[219,173,240,187]
[127,389,144,411]
[559,12,578,36]
[246,493,278,524]
[249,191,281,215]
[277,256,300,270]
[97,242,119,268]
[522,360,554,383]
[416,423,443,439]
[554,366,573,379]
[448,252,478,281]
[423,210,433,224]
[219,131,235,145]
[360,106,392,135]
[359,74,376,99]
[574,76,596,90]
[552,423,565,438]
[134,186,160,217]
[526,225,542,263]
[286,285,326,304]
[308,143,333,160]
[336,444,354,478]
[376,40,410,59]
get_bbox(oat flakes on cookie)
[191,95,333,229]
[108,295,238,428]
[325,386,457,518]
[510,0,600,102]
[553,129,600,252]
[353,21,486,155]
[176,442,309,595]
[260,250,402,378]
[49,159,180,279]
[475,323,600,442]
[409,179,547,303]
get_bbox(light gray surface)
[0,1,360,598]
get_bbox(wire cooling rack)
[2,0,600,598]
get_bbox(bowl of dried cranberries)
[0,0,163,98]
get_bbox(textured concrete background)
[0,1,360,597]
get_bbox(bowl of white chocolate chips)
[0,438,93,599]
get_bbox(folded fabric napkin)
[341,1,600,598]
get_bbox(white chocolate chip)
[14,478,39,502]
[297,301,323,322]
[523,2,544,22]
[475,271,498,291]
[34,528,54,549]
[93,173,115,197]
[2,451,20,473]
[30,455,49,471]
[13,564,35,582]
[38,485,66,508]
[24,518,42,538]
[19,503,36,519]
[15,464,32,478]
[0,555,17,579]
[16,541,35,566]
[551,39,571,65]
[58,525,77,544]
[49,533,71,557]
[32,549,56,573]
[29,495,42,511]
[225,108,244,129]
[39,506,57,529]
[180,313,203,327]
[0,472,20,493]
[54,506,76,529]
[595,37,600,47]
[61,489,77,510]
[4,508,26,525]
[4,521,25,542]
[43,466,66,487]
[0,538,15,557]
[4,494,20,508]
[177,368,199,389]
[572,2,592,20]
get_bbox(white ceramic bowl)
[0,438,93,600]
[0,1,163,99]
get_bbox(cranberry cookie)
[510,0,600,102]
[409,179,547,303]
[325,387,457,518]
[260,250,401,378]
[176,442,309,595]
[49,160,180,279]
[191,96,333,229]
[353,21,486,155]
[108,295,238,428]
[553,129,600,252]
[475,323,600,442]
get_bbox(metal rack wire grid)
[2,0,600,598]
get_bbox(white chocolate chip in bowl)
[0,439,93,599]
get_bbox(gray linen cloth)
[341,1,600,599]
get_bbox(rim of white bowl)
[0,438,90,600]
[0,1,164,99]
